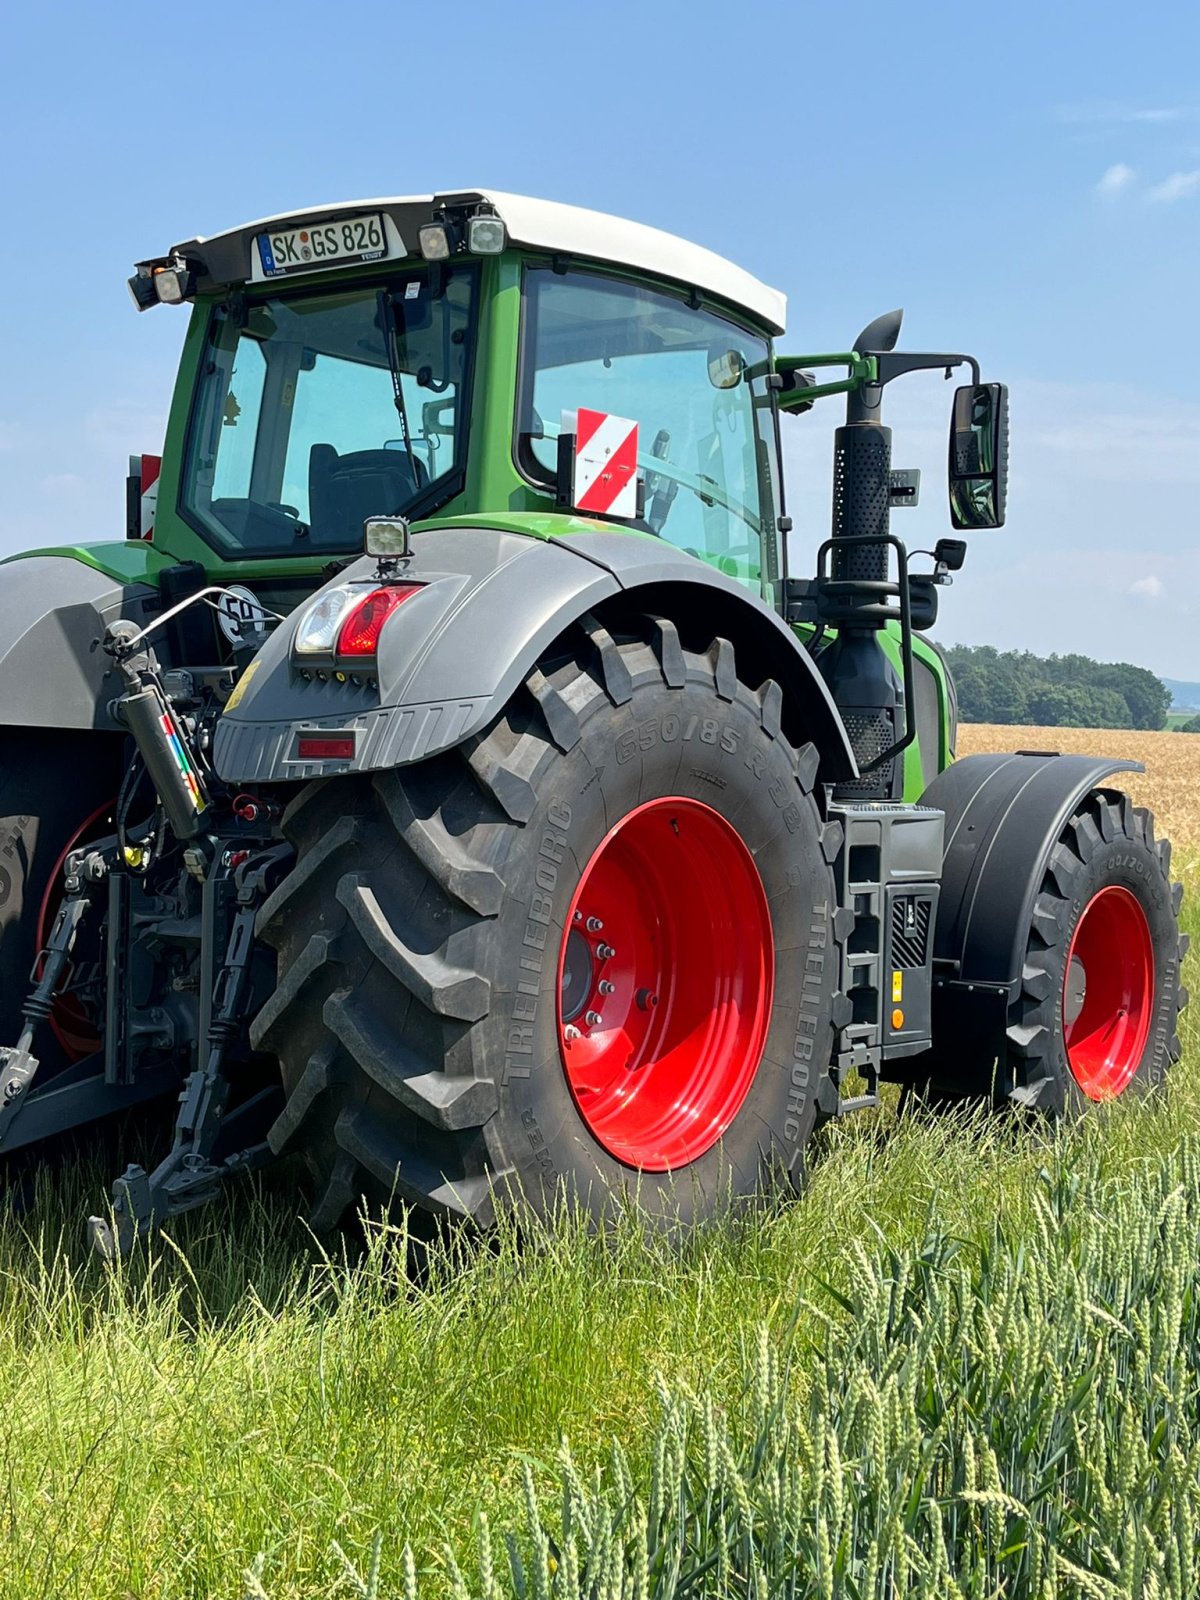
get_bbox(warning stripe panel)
[573,409,639,518]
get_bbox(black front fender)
[923,750,1144,995]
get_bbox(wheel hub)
[1063,885,1154,1100]
[556,797,773,1170]
[1064,955,1087,1027]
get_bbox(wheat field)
[2,723,1199,1598]
[958,722,1200,846]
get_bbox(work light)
[418,223,451,261]
[153,265,191,305]
[466,216,507,255]
[364,516,412,559]
[127,270,158,312]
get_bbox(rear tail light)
[336,585,422,657]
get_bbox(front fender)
[923,750,1143,994]
[213,523,858,785]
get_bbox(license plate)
[257,212,389,278]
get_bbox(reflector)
[297,736,355,760]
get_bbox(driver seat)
[308,444,426,542]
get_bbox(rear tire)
[252,615,843,1232]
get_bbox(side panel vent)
[890,894,932,970]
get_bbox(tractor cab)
[128,191,789,598]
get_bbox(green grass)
[1,891,1198,1598]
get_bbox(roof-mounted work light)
[127,268,158,311]
[466,215,506,254]
[419,206,507,262]
[127,256,195,312]
[417,223,452,261]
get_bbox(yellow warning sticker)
[891,970,903,1003]
[224,658,261,714]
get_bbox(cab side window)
[517,268,777,589]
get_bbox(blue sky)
[2,1,1198,674]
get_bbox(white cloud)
[1125,107,1193,125]
[1131,575,1164,600]
[1057,103,1196,126]
[1149,169,1200,202]
[1096,162,1136,197]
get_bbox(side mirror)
[707,347,745,389]
[948,382,1008,529]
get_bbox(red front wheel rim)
[556,797,774,1170]
[1063,885,1154,1100]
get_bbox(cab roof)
[164,189,787,335]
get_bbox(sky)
[2,1,1198,676]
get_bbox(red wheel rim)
[556,797,774,1170]
[1063,885,1154,1100]
[36,799,115,1061]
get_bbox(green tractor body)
[0,191,1185,1250]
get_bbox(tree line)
[943,645,1171,730]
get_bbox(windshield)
[517,267,778,589]
[181,267,476,558]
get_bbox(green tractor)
[0,191,1186,1252]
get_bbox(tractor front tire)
[252,616,842,1233]
[1000,790,1187,1113]
[918,788,1187,1114]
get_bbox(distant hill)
[1162,678,1200,711]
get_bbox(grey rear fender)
[0,556,158,731]
[213,523,859,786]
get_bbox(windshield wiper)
[377,288,421,494]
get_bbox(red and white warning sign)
[138,454,161,540]
[567,408,639,519]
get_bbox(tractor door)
[515,266,782,598]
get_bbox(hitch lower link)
[0,846,109,1145]
[87,843,293,1262]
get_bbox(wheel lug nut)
[586,917,604,932]
[597,943,616,960]
[563,1024,581,1042]
[573,910,583,923]
[636,988,659,1010]
[585,1010,603,1027]
[598,980,616,996]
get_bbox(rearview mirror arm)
[873,351,981,387]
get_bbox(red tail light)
[335,584,422,657]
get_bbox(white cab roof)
[173,189,787,334]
